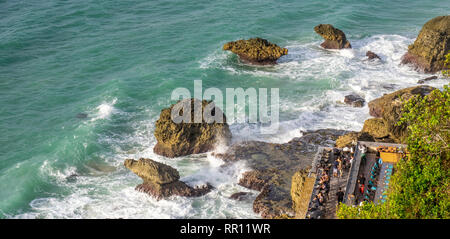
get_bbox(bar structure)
[303,141,407,219]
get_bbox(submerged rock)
[229,192,251,201]
[216,129,350,218]
[401,15,450,73]
[366,51,381,60]
[314,24,351,49]
[154,98,231,158]
[76,113,88,119]
[223,38,288,65]
[418,75,438,84]
[344,94,365,107]
[124,158,213,200]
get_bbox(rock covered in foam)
[344,94,365,107]
[153,98,231,158]
[124,158,213,200]
[223,38,288,65]
[314,24,351,49]
[366,51,381,60]
[401,15,450,73]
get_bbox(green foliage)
[337,85,450,219]
[443,52,450,77]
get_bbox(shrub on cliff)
[337,85,450,219]
[443,52,450,77]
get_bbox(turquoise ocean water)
[0,0,449,218]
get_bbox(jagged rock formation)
[223,38,288,65]
[124,158,213,200]
[401,15,450,73]
[344,94,365,107]
[215,129,350,218]
[154,98,231,158]
[314,24,351,49]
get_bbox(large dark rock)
[215,129,350,218]
[124,158,213,200]
[223,38,288,65]
[154,98,231,158]
[314,24,351,49]
[401,16,450,73]
[344,94,365,107]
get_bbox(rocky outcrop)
[314,24,351,49]
[215,129,350,218]
[401,15,450,73]
[368,85,435,141]
[336,86,436,146]
[368,85,435,118]
[344,94,365,107]
[223,38,288,65]
[124,158,213,200]
[154,98,231,158]
[366,51,381,60]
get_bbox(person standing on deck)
[336,188,345,205]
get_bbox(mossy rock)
[223,38,288,65]
[361,118,389,139]
[154,98,231,158]
[314,24,351,49]
[401,15,450,73]
[124,158,179,184]
[124,158,213,200]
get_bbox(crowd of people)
[306,147,355,219]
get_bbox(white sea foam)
[90,98,119,122]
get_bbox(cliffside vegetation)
[337,85,449,219]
